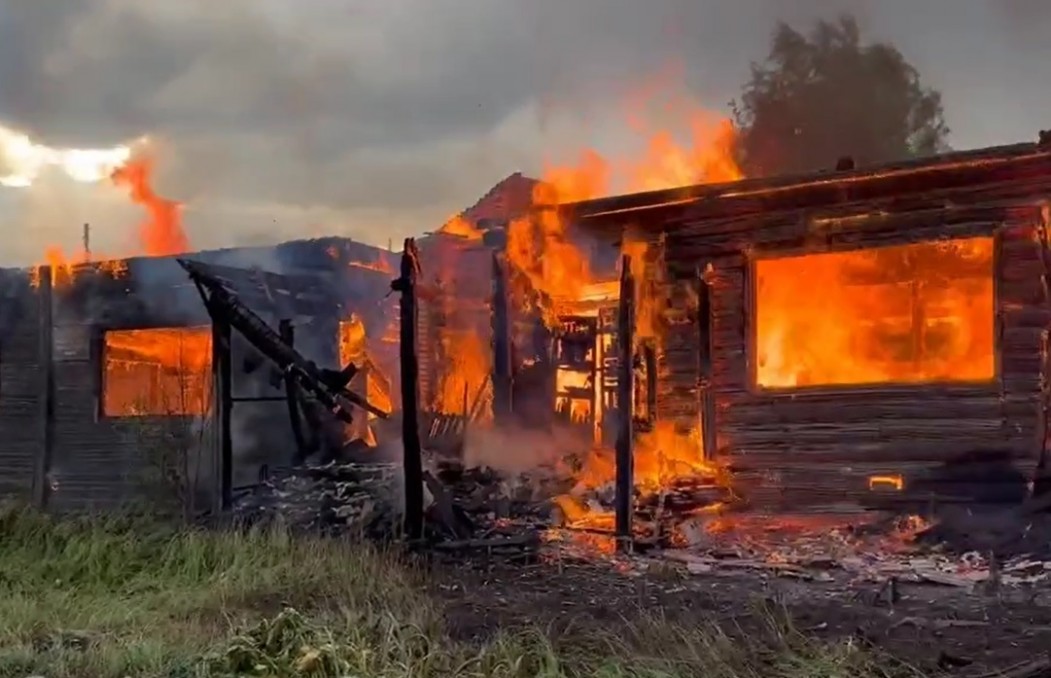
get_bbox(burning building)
[554,136,1051,512]
[0,236,397,514]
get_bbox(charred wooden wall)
[0,271,44,503]
[0,255,352,514]
[578,145,1051,510]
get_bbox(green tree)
[733,15,950,177]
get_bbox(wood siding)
[657,191,1051,509]
[0,273,43,502]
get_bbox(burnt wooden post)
[615,255,635,551]
[32,267,55,509]
[643,341,657,426]
[392,238,424,540]
[279,319,309,463]
[211,313,233,511]
[1034,208,1051,497]
[697,266,717,460]
[491,252,513,424]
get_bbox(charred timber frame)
[212,315,233,511]
[31,267,55,509]
[392,238,425,540]
[180,258,389,513]
[491,252,513,424]
[696,266,716,460]
[615,255,635,550]
[561,139,1051,510]
[279,319,310,465]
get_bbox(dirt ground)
[430,549,1051,676]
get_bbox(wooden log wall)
[654,178,1051,511]
[0,272,45,504]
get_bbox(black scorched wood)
[178,258,389,423]
[491,252,513,424]
[391,239,425,540]
[615,254,635,551]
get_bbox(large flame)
[102,327,212,417]
[111,155,188,257]
[506,86,741,328]
[756,237,995,387]
[27,151,190,288]
[502,80,743,505]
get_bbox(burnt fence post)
[615,255,635,552]
[392,238,425,541]
[32,267,55,510]
[491,252,513,425]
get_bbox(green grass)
[0,504,920,678]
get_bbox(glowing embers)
[754,237,995,388]
[102,327,212,417]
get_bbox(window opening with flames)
[102,327,212,417]
[754,236,995,389]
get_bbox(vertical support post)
[212,315,233,511]
[643,341,657,426]
[32,267,54,509]
[392,238,424,540]
[279,319,309,464]
[615,255,635,552]
[697,266,717,461]
[491,252,513,425]
[1033,206,1051,498]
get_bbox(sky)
[0,0,1049,267]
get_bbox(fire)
[28,245,127,289]
[338,314,368,368]
[102,327,212,417]
[433,329,491,417]
[29,151,190,288]
[437,215,485,241]
[755,237,995,387]
[111,156,188,257]
[506,81,741,328]
[568,421,726,496]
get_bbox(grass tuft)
[0,503,921,677]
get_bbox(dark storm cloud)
[0,0,1048,264]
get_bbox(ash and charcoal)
[867,448,1051,560]
[231,462,405,539]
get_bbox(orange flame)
[755,237,995,388]
[438,215,485,241]
[102,327,211,417]
[110,155,188,257]
[32,153,189,288]
[506,81,741,328]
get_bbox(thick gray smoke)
[1,0,1047,267]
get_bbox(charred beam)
[279,319,310,465]
[179,259,388,424]
[31,267,54,510]
[212,315,233,511]
[697,265,717,460]
[491,252,513,424]
[392,238,425,541]
[615,254,635,551]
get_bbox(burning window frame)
[97,325,213,419]
[745,235,1000,392]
